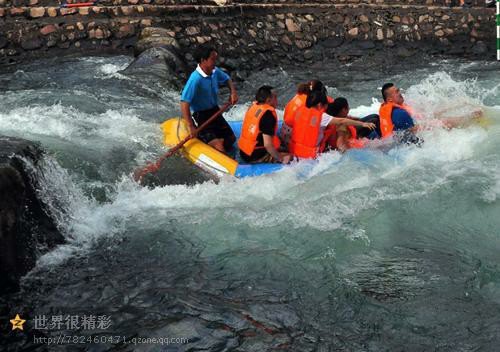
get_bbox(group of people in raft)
[180,46,477,164]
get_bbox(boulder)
[122,46,187,88]
[21,36,43,50]
[0,136,64,293]
[134,27,180,56]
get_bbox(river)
[1,55,500,351]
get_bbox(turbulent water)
[1,55,500,351]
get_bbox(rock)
[419,15,429,23]
[435,29,445,37]
[0,8,4,17]
[359,15,369,23]
[320,36,343,48]
[357,41,375,49]
[281,35,292,46]
[186,26,200,35]
[295,40,312,49]
[21,36,42,50]
[122,47,187,88]
[135,27,180,56]
[141,19,152,27]
[40,24,57,36]
[57,41,70,49]
[0,137,64,293]
[78,7,89,15]
[392,16,401,23]
[305,14,314,21]
[348,27,359,36]
[376,28,384,40]
[285,19,300,32]
[248,29,257,38]
[95,28,104,39]
[303,50,313,59]
[0,36,7,49]
[47,7,57,17]
[115,24,135,39]
[60,8,77,15]
[10,8,25,16]
[471,41,487,54]
[396,47,413,57]
[121,6,133,16]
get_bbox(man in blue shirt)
[180,46,239,153]
[380,83,421,145]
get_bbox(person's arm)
[226,78,238,105]
[216,67,238,104]
[263,134,283,161]
[327,116,376,130]
[180,101,196,137]
[180,75,197,136]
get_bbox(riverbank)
[0,1,496,70]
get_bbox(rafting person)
[323,97,380,151]
[280,82,309,145]
[379,83,418,142]
[378,82,484,145]
[289,89,376,158]
[239,86,292,164]
[180,45,239,153]
[280,80,331,145]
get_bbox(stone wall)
[0,2,496,67]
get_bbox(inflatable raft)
[161,118,285,178]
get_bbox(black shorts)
[192,106,236,149]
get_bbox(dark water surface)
[1,55,500,351]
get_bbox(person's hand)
[362,122,376,130]
[230,91,239,105]
[280,154,292,164]
[471,108,483,120]
[188,124,197,139]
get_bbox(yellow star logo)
[10,314,26,331]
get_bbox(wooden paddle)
[133,102,232,183]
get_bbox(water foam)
[20,61,500,267]
[0,104,160,150]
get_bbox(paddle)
[133,102,232,183]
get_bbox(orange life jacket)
[320,125,364,151]
[379,102,413,138]
[283,93,307,127]
[284,95,333,127]
[289,105,323,158]
[238,102,280,156]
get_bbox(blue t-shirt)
[180,66,230,113]
[392,108,415,131]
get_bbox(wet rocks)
[0,136,64,293]
[0,2,496,68]
[134,26,180,56]
[20,36,43,50]
[122,46,187,88]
